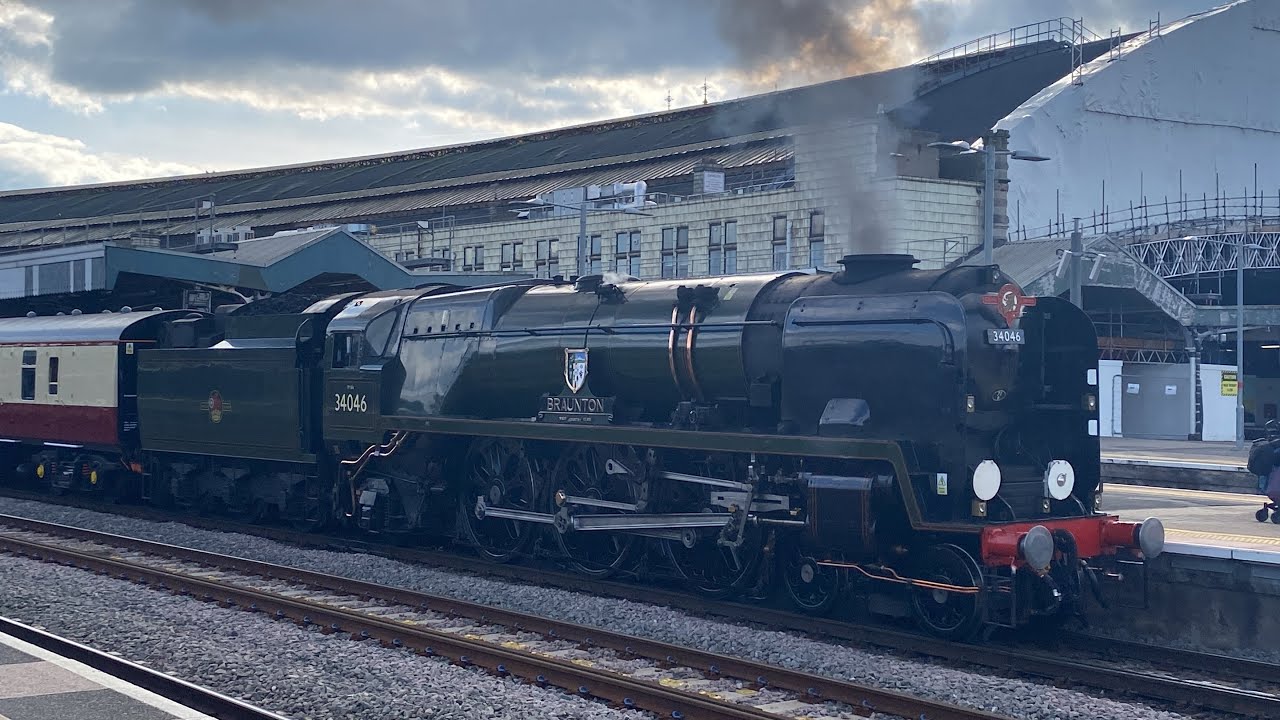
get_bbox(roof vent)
[25,311,35,318]
[834,253,919,284]
[71,309,82,315]
[121,306,132,313]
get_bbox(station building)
[0,2,1278,441]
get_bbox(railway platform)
[1102,483,1280,562]
[1097,483,1280,652]
[0,617,272,720]
[1102,437,1247,469]
[1101,437,1253,493]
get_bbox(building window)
[578,234,603,275]
[661,226,689,279]
[535,239,559,278]
[708,221,737,275]
[47,356,58,396]
[615,231,642,277]
[20,350,35,401]
[808,211,825,268]
[501,242,524,271]
[772,215,789,271]
[462,245,485,271]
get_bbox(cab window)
[362,310,397,359]
[332,334,356,368]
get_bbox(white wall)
[1200,363,1239,441]
[998,1,1280,237]
[1098,359,1123,437]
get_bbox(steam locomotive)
[0,253,1163,638]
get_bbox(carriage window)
[47,357,58,395]
[20,350,35,401]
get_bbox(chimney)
[692,158,726,195]
[984,129,1011,248]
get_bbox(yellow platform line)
[1168,528,1280,547]
[1107,484,1262,503]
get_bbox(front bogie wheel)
[782,542,845,615]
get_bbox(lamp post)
[928,141,1049,265]
[1235,237,1265,449]
[512,195,651,275]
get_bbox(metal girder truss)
[1127,232,1280,279]
[1100,347,1189,364]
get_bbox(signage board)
[1221,371,1239,397]
[183,289,212,313]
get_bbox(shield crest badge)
[564,348,589,394]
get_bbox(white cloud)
[0,122,202,189]
[0,1,104,112]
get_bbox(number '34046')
[334,393,368,412]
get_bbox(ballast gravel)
[0,553,653,720]
[0,497,1201,720]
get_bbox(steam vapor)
[713,0,944,90]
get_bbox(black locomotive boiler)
[0,253,1163,638]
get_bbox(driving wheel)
[459,438,540,563]
[549,444,645,578]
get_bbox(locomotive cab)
[322,292,414,443]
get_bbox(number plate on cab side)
[986,328,1025,345]
[324,375,382,441]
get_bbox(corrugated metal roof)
[0,143,792,250]
[205,227,335,267]
[988,238,1073,285]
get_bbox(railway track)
[3,491,1279,717]
[0,513,1006,720]
[0,615,288,720]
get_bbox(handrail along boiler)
[0,253,1162,638]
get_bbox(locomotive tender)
[0,253,1163,638]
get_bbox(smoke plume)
[713,0,945,91]
[711,1,941,257]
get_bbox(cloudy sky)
[0,0,1216,191]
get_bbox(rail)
[915,17,1102,94]
[1,492,1278,718]
[901,235,974,269]
[920,17,1101,66]
[0,513,1007,720]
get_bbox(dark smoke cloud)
[712,0,950,90]
[707,1,942,255]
